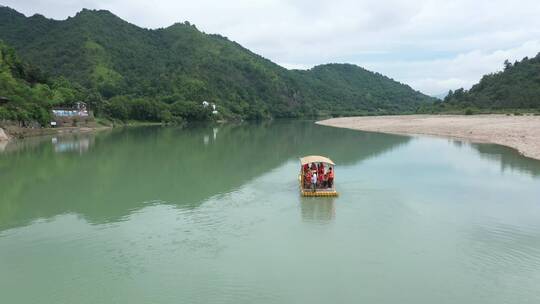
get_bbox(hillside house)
[51,101,94,127]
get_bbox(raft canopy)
[299,155,335,166]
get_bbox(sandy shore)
[317,115,540,161]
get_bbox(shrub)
[464,108,474,115]
[104,97,129,120]
[0,107,10,120]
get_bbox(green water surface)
[1,121,540,303]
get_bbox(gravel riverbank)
[318,115,540,161]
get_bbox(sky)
[4,0,540,96]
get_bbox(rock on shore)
[0,127,9,141]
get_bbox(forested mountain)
[0,6,435,121]
[290,64,434,115]
[444,53,540,109]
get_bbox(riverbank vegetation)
[0,40,215,127]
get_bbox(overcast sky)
[4,0,540,96]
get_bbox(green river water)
[1,121,540,303]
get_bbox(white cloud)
[3,0,540,95]
[363,40,540,95]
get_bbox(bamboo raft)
[300,188,339,197]
[299,155,339,197]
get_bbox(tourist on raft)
[304,163,334,190]
[311,170,317,191]
[327,167,334,188]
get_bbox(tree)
[504,59,512,71]
[105,96,129,120]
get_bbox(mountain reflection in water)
[0,121,409,231]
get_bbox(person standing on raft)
[311,170,317,192]
[327,167,334,188]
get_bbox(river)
[1,121,540,303]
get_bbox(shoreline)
[0,125,111,153]
[0,125,112,142]
[317,115,540,161]
[0,120,172,143]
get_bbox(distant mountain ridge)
[0,6,435,119]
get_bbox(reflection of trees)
[0,134,53,153]
[471,143,540,177]
[0,121,409,231]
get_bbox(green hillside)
[443,54,540,110]
[0,6,435,121]
[0,40,86,125]
[290,64,434,115]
